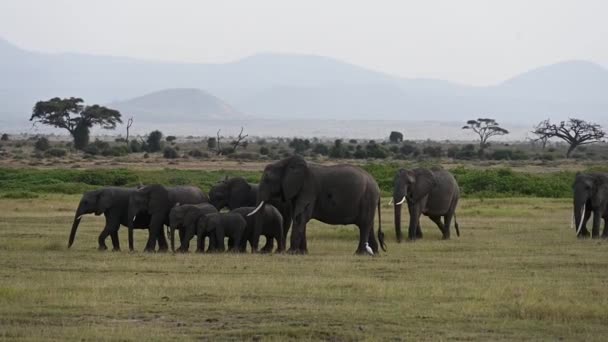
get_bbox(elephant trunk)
[68,207,84,248]
[394,203,403,243]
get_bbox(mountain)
[110,88,245,122]
[1,37,607,128]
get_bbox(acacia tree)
[462,118,509,154]
[30,97,122,149]
[532,118,606,158]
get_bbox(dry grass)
[1,195,607,341]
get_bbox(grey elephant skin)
[251,155,386,255]
[209,177,292,241]
[128,184,208,252]
[196,212,247,253]
[169,203,218,252]
[572,172,608,238]
[231,205,285,253]
[393,168,460,242]
[68,187,151,250]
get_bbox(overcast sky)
[1,0,607,86]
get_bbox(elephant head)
[392,168,436,242]
[68,188,114,248]
[249,155,313,219]
[196,213,222,252]
[209,177,255,210]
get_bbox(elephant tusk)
[247,201,265,217]
[76,215,83,221]
[388,198,393,205]
[396,196,406,205]
[365,242,374,255]
[576,203,586,235]
[132,215,137,222]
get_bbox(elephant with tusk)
[393,167,460,242]
[572,172,608,239]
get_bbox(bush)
[454,144,477,160]
[422,146,442,158]
[83,144,100,155]
[44,148,67,158]
[289,138,311,154]
[1,134,8,141]
[399,142,419,156]
[188,149,209,158]
[129,140,143,153]
[166,136,177,144]
[227,152,260,160]
[207,137,217,149]
[365,141,388,159]
[312,144,329,156]
[147,130,163,152]
[102,146,129,157]
[163,147,179,159]
[353,145,367,159]
[259,146,270,155]
[34,137,50,151]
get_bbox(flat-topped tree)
[532,118,606,158]
[30,97,122,150]
[462,118,509,154]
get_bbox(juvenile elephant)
[128,184,208,252]
[68,187,151,250]
[169,203,218,252]
[231,205,285,253]
[392,168,460,242]
[248,155,386,255]
[196,212,247,253]
[209,176,292,241]
[572,172,608,238]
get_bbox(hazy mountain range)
[1,37,607,130]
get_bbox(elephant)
[169,203,218,252]
[68,187,152,251]
[208,176,292,242]
[231,205,285,253]
[128,184,208,252]
[392,168,460,242]
[248,155,386,255]
[572,172,608,238]
[196,212,247,253]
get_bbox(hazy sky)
[1,0,607,85]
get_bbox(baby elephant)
[231,205,285,253]
[196,212,247,253]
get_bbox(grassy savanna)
[1,195,607,341]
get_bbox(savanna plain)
[1,182,608,340]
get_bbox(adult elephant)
[169,203,218,252]
[392,168,460,242]
[572,172,608,238]
[248,155,385,255]
[209,176,291,241]
[128,184,208,252]
[68,187,151,250]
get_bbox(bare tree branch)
[532,118,606,158]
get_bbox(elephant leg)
[416,223,423,239]
[602,218,608,238]
[579,209,592,237]
[442,213,454,240]
[98,216,120,251]
[110,230,120,251]
[144,216,164,252]
[592,210,601,239]
[355,214,374,255]
[288,215,309,254]
[260,235,274,253]
[157,225,169,252]
[428,216,443,235]
[407,206,423,241]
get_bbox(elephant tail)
[377,199,386,252]
[454,212,460,237]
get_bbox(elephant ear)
[97,188,114,212]
[229,178,252,207]
[410,169,436,202]
[146,185,169,213]
[282,156,309,201]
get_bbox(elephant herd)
[67,155,605,256]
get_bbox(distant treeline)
[2,165,605,199]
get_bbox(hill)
[1,37,607,127]
[110,88,245,122]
